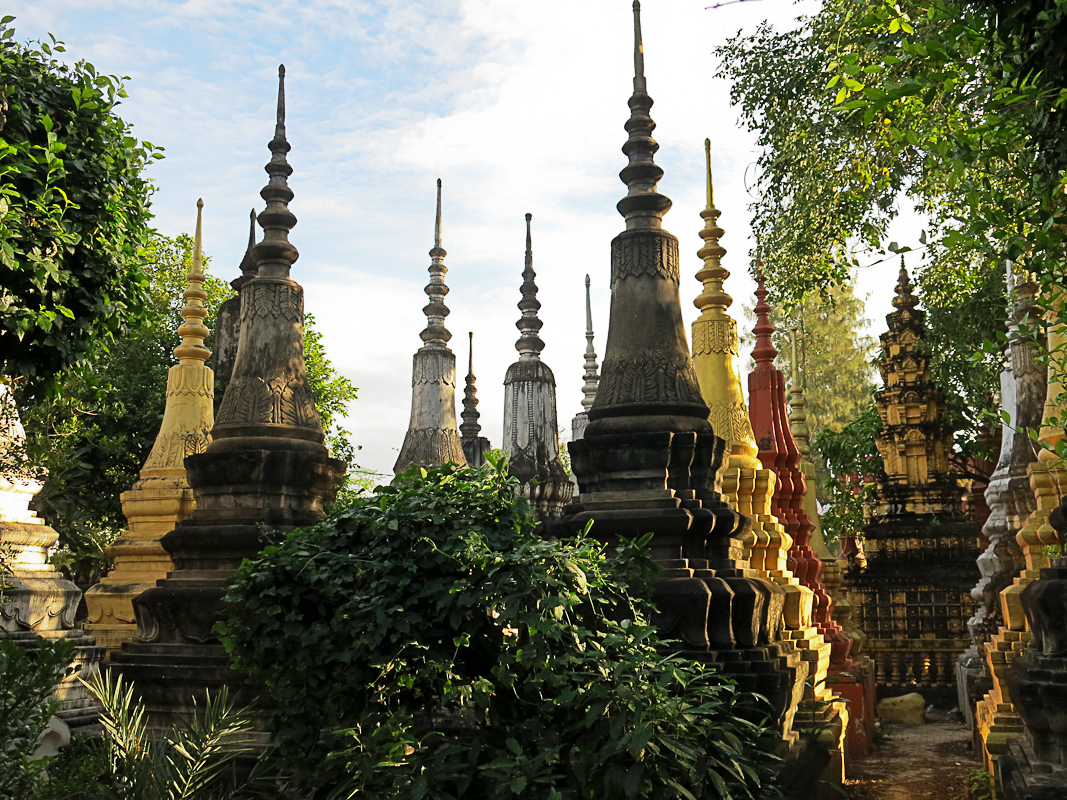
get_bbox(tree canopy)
[0,19,159,390]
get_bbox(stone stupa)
[395,179,466,474]
[84,199,215,656]
[112,67,345,727]
[502,214,572,519]
[553,0,802,744]
[0,387,103,728]
[570,275,599,442]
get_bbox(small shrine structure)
[460,333,492,468]
[570,275,599,442]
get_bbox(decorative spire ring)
[420,179,452,348]
[515,213,545,358]
[174,199,211,365]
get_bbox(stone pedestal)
[999,550,1067,798]
[0,402,103,729]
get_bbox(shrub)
[0,636,75,798]
[220,459,782,799]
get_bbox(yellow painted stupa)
[83,200,215,655]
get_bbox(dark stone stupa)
[112,67,346,726]
[552,0,802,741]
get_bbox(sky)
[9,0,918,478]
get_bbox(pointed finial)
[515,213,545,358]
[752,270,778,369]
[893,254,918,311]
[705,137,713,208]
[174,198,211,365]
[693,138,730,320]
[617,0,671,230]
[275,64,286,141]
[253,65,298,280]
[420,179,452,348]
[468,330,474,375]
[434,178,442,250]
[633,0,646,94]
[581,274,599,412]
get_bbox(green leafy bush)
[0,636,75,798]
[219,459,782,799]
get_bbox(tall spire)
[752,271,778,369]
[515,213,545,358]
[617,0,671,231]
[254,65,298,280]
[580,274,599,412]
[571,275,600,442]
[421,179,452,349]
[693,138,730,321]
[394,180,465,473]
[233,209,258,289]
[503,213,570,518]
[174,199,211,366]
[461,332,482,441]
[85,198,216,655]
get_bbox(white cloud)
[7,0,910,477]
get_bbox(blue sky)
[9,0,910,477]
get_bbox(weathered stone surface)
[460,333,491,467]
[977,289,1065,783]
[570,275,599,443]
[503,215,572,520]
[960,275,1043,731]
[877,692,927,725]
[553,3,802,750]
[395,180,466,474]
[0,388,103,729]
[112,68,345,730]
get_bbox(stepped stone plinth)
[846,261,980,695]
[977,288,1065,785]
[551,1,803,747]
[959,273,1043,732]
[999,544,1067,798]
[84,200,214,656]
[111,67,345,728]
[0,389,103,729]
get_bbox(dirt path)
[845,709,983,800]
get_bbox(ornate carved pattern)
[166,366,213,397]
[611,234,679,284]
[412,352,456,386]
[692,319,739,357]
[143,430,211,472]
[708,401,752,447]
[240,281,302,323]
[216,375,320,430]
[596,352,704,407]
[397,428,465,468]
